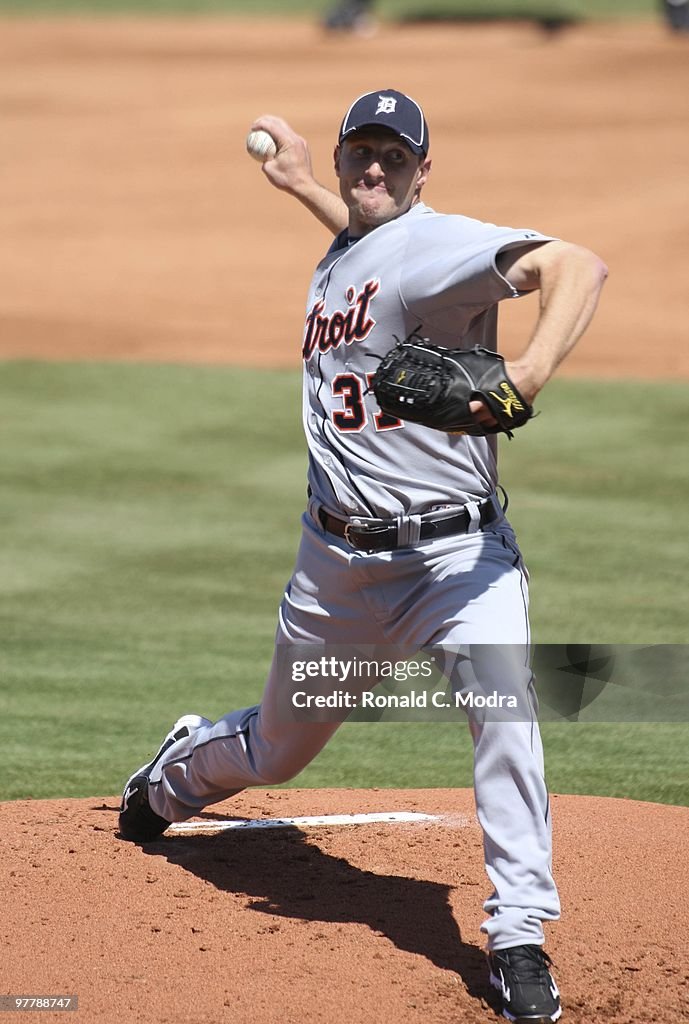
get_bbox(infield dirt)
[3,789,689,1023]
[1,16,688,375]
[1,15,688,1024]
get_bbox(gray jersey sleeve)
[399,210,554,323]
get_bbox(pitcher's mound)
[2,789,687,1023]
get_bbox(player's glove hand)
[370,332,534,437]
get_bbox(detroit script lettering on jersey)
[302,279,380,360]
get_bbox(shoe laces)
[501,945,554,983]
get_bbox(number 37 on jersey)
[303,277,403,435]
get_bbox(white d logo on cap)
[375,96,397,115]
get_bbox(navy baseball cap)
[338,89,429,156]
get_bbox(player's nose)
[364,158,385,180]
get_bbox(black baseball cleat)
[488,944,562,1023]
[118,714,211,843]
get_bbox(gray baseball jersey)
[303,201,552,518]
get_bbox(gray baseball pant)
[148,505,560,949]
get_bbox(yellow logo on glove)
[488,382,525,420]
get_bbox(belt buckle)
[344,520,394,552]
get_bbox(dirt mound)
[2,788,687,1022]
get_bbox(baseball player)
[119,90,607,1023]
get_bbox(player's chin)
[354,198,398,227]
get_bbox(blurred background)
[1,0,688,371]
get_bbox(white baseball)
[246,129,277,163]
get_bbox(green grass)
[297,721,689,806]
[0,0,659,19]
[0,363,687,804]
[498,380,689,643]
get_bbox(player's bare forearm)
[501,240,609,403]
[290,181,348,236]
[251,115,348,235]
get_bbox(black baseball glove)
[370,333,534,437]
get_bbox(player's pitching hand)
[249,115,314,194]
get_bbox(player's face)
[334,131,431,235]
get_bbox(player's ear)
[334,144,342,177]
[414,157,431,197]
[418,157,431,187]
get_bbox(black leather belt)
[318,499,499,553]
